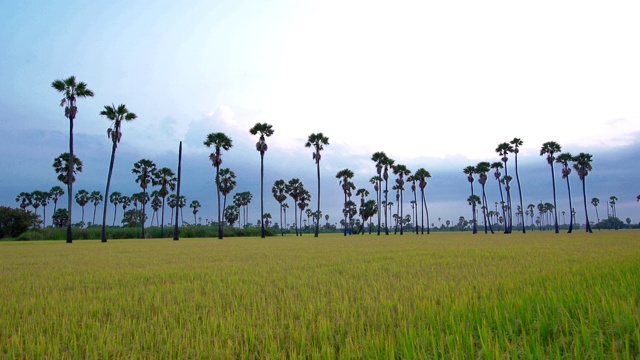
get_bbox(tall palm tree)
[495,142,514,233]
[109,192,122,226]
[336,168,355,236]
[250,123,274,238]
[414,168,432,234]
[75,189,89,225]
[591,198,600,225]
[475,162,494,234]
[305,133,329,237]
[509,138,525,233]
[89,190,103,226]
[573,152,594,233]
[272,179,287,236]
[371,152,388,235]
[204,132,233,239]
[463,166,478,234]
[152,167,176,238]
[490,161,506,230]
[189,200,201,225]
[52,76,94,243]
[392,164,410,235]
[99,103,136,242]
[540,141,562,233]
[555,152,574,233]
[286,178,304,236]
[132,159,157,238]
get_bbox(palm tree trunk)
[377,184,381,235]
[581,179,593,233]
[343,193,348,236]
[420,189,425,234]
[67,116,74,243]
[315,162,320,237]
[514,154,525,233]
[101,143,117,242]
[216,166,222,239]
[141,190,147,239]
[384,180,389,235]
[260,153,265,238]
[550,165,559,233]
[566,178,573,233]
[161,198,166,238]
[399,189,404,235]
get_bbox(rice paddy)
[1,231,639,358]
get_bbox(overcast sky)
[1,0,639,228]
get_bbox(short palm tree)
[218,168,237,228]
[467,194,482,234]
[49,186,65,215]
[555,152,574,233]
[250,122,274,238]
[573,152,594,233]
[204,132,233,239]
[109,191,122,226]
[75,189,89,225]
[540,141,562,233]
[355,188,370,234]
[31,190,49,227]
[15,192,32,212]
[336,168,355,236]
[152,167,177,238]
[99,103,136,242]
[463,166,478,234]
[132,159,157,238]
[189,200,201,225]
[305,133,329,237]
[272,179,287,236]
[52,76,94,243]
[89,190,103,226]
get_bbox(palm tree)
[108,192,122,226]
[297,189,311,235]
[475,162,494,234]
[150,192,161,226]
[540,141,562,233]
[282,203,290,231]
[495,142,514,233]
[31,190,49,227]
[189,200,201,225]
[555,153,574,233]
[167,194,178,226]
[467,195,482,234]
[132,159,157,238]
[407,176,419,234]
[336,168,355,236]
[249,122,274,238]
[152,167,176,238]
[285,178,304,236]
[356,188,370,234]
[371,152,388,235]
[463,166,478,234]
[591,198,600,226]
[89,190,103,226]
[305,133,329,237]
[272,179,287,236]
[609,196,618,219]
[177,195,186,226]
[414,168,431,234]
[75,189,89,225]
[15,192,32,212]
[52,76,94,242]
[49,186,65,215]
[204,132,233,239]
[509,138,525,233]
[392,164,411,235]
[573,152,594,233]
[98,103,136,242]
[218,168,237,228]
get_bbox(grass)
[1,231,639,358]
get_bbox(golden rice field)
[1,230,639,359]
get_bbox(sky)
[1,0,639,228]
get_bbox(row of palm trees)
[463,139,595,234]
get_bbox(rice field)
[1,231,639,359]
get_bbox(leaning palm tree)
[573,152,594,233]
[89,190,103,226]
[272,179,287,236]
[510,138,525,233]
[99,103,136,242]
[555,152,574,233]
[109,191,122,226]
[371,152,388,235]
[189,200,201,225]
[152,167,176,238]
[392,164,411,235]
[336,168,355,236]
[132,159,157,238]
[250,122,274,238]
[414,168,432,234]
[305,133,329,237]
[463,166,478,234]
[204,132,233,239]
[540,141,562,233]
[591,198,600,226]
[495,142,514,233]
[52,76,94,243]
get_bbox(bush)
[0,207,34,238]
